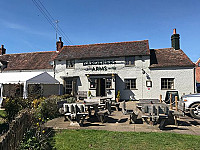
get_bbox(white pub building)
[54,29,195,100]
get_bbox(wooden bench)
[63,103,88,126]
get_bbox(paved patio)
[45,101,200,135]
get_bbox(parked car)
[197,83,200,93]
[179,93,200,119]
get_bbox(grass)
[52,129,200,150]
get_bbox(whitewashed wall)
[55,55,195,100]
[55,56,152,100]
[149,67,195,99]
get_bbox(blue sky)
[0,0,200,62]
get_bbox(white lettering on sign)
[83,60,116,66]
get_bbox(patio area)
[45,101,200,135]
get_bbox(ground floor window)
[125,79,136,89]
[90,78,97,89]
[65,79,73,94]
[161,78,174,90]
[106,78,112,89]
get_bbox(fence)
[0,109,33,150]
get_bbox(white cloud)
[1,20,52,37]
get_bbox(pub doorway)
[96,78,106,97]
[64,78,77,96]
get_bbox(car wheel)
[190,103,200,119]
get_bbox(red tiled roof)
[150,48,195,68]
[55,40,150,60]
[196,58,200,83]
[0,51,57,71]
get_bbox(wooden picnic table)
[63,100,112,125]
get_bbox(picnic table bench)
[63,103,88,126]
[122,100,171,129]
[63,98,112,125]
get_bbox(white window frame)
[66,60,75,68]
[125,79,136,89]
[161,78,175,90]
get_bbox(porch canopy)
[0,72,59,100]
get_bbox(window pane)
[66,60,75,68]
[161,78,174,90]
[90,79,96,89]
[125,79,130,89]
[106,78,112,88]
[65,80,73,94]
[125,79,136,89]
[125,57,135,66]
[131,79,136,89]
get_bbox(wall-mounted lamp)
[141,69,145,74]
[111,74,115,82]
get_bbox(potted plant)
[116,90,120,102]
[88,91,92,99]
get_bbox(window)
[106,78,112,89]
[125,79,136,89]
[125,56,135,66]
[161,78,174,90]
[66,60,75,68]
[198,62,200,67]
[90,79,97,89]
[65,80,73,94]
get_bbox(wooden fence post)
[175,96,178,111]
[160,95,162,103]
[170,94,173,110]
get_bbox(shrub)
[32,97,45,109]
[4,97,33,122]
[39,97,59,120]
[18,118,53,150]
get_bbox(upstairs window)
[161,78,174,90]
[66,60,75,68]
[198,62,200,67]
[125,79,136,89]
[125,56,135,66]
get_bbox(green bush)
[39,97,59,120]
[18,118,53,150]
[34,95,76,120]
[4,97,33,122]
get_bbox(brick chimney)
[0,45,6,55]
[56,37,63,52]
[171,28,180,50]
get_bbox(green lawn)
[52,129,200,150]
